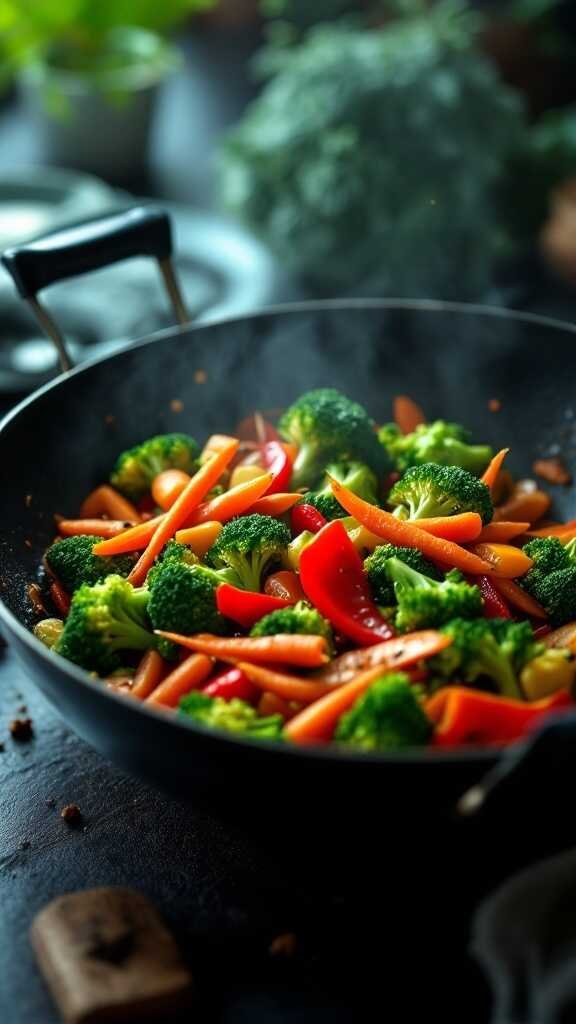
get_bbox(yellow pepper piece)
[229,463,268,489]
[520,648,576,701]
[175,520,223,557]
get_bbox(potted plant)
[0,0,216,181]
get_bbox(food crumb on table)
[25,494,32,507]
[533,457,573,486]
[104,414,116,425]
[488,398,501,412]
[9,718,33,741]
[269,932,298,958]
[170,398,184,412]
[194,369,207,384]
[60,803,82,825]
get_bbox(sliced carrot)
[154,631,329,668]
[186,472,273,526]
[264,570,306,602]
[543,622,576,652]
[311,630,452,686]
[151,469,191,511]
[409,512,483,543]
[492,578,547,620]
[128,438,239,586]
[284,666,396,744]
[481,448,510,494]
[146,653,213,707]
[493,482,551,524]
[477,521,531,543]
[131,649,167,700]
[57,518,136,539]
[235,662,331,704]
[393,395,426,434]
[469,542,533,579]
[174,521,222,556]
[247,493,302,516]
[80,485,141,523]
[200,434,239,461]
[526,520,576,539]
[328,479,494,575]
[92,515,163,555]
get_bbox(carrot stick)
[481,448,510,494]
[151,469,191,511]
[174,521,222,555]
[131,649,167,700]
[526,520,576,538]
[186,472,273,526]
[57,518,137,539]
[408,512,482,543]
[328,478,494,575]
[146,653,213,707]
[311,630,452,686]
[491,577,547,619]
[234,662,331,704]
[468,542,533,579]
[493,484,551,524]
[128,439,239,586]
[154,631,329,668]
[284,666,399,744]
[393,395,426,434]
[478,521,531,543]
[247,493,302,516]
[80,485,141,523]
[92,516,163,555]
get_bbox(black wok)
[1,208,576,864]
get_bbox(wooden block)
[30,887,193,1023]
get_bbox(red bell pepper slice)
[299,520,395,646]
[475,575,512,619]
[216,582,293,629]
[202,667,258,703]
[291,503,327,536]
[260,441,293,495]
[426,686,572,747]
[264,571,306,602]
[50,580,71,617]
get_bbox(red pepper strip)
[475,575,512,619]
[216,582,293,629]
[264,571,306,602]
[291,503,327,536]
[533,624,552,639]
[426,686,572,747]
[299,520,395,646]
[202,666,258,703]
[260,441,293,495]
[50,581,71,617]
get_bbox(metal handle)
[1,206,190,373]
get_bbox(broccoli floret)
[110,433,199,501]
[388,463,493,524]
[250,600,334,653]
[278,388,390,490]
[45,535,135,594]
[148,560,233,639]
[146,539,198,588]
[429,618,544,700]
[179,691,283,739]
[386,558,483,632]
[56,575,154,675]
[364,544,441,605]
[205,514,290,591]
[378,420,493,476]
[301,460,380,521]
[520,537,576,626]
[334,672,432,751]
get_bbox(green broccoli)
[146,539,198,588]
[388,463,493,524]
[364,543,441,606]
[45,535,135,594]
[520,537,576,626]
[386,558,483,632]
[334,672,432,751]
[301,460,380,521]
[110,433,199,501]
[205,514,290,592]
[148,560,233,640]
[250,600,334,653]
[379,420,493,476]
[179,691,284,739]
[428,618,544,700]
[278,388,389,490]
[56,575,154,675]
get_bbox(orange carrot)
[311,630,452,686]
[481,448,510,493]
[128,438,239,586]
[469,542,533,579]
[235,662,331,704]
[409,512,482,543]
[131,649,167,700]
[393,395,426,434]
[151,469,191,511]
[80,485,141,523]
[328,479,494,575]
[200,434,239,461]
[186,471,273,526]
[491,577,547,619]
[493,482,551,524]
[258,692,298,720]
[247,493,302,516]
[478,521,531,543]
[174,521,222,555]
[154,631,329,668]
[57,518,136,539]
[526,520,576,538]
[284,666,399,744]
[146,653,212,707]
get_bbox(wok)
[1,207,576,855]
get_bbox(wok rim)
[2,296,571,770]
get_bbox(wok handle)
[1,206,190,373]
